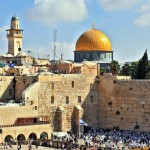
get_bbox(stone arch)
[28,132,37,140]
[4,135,13,142]
[40,132,48,140]
[17,134,26,142]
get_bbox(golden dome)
[76,28,112,51]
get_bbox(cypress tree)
[136,50,149,79]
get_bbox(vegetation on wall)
[100,68,106,75]
[115,111,120,115]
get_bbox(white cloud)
[56,42,74,60]
[27,0,88,25]
[134,13,150,26]
[137,0,150,13]
[0,27,5,33]
[0,26,8,41]
[24,42,75,60]
[98,0,138,11]
[134,0,150,27]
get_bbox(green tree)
[121,63,131,76]
[130,61,138,79]
[110,60,120,75]
[146,70,150,79]
[136,50,149,79]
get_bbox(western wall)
[0,74,150,142]
[98,75,150,132]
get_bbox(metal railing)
[0,121,50,128]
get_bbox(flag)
[79,119,88,126]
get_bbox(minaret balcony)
[7,33,23,38]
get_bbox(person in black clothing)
[35,141,38,148]
[17,143,21,150]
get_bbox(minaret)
[6,15,23,56]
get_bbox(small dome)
[17,51,28,57]
[1,54,13,57]
[11,15,19,21]
[76,28,112,52]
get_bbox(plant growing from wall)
[108,101,112,106]
[100,68,106,75]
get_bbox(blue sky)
[0,0,150,62]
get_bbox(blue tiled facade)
[74,51,113,62]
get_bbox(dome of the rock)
[76,28,112,52]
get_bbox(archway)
[40,132,48,140]
[17,134,25,142]
[4,135,13,142]
[29,132,37,140]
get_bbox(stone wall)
[0,75,37,102]
[98,75,150,132]
[1,73,150,143]
[0,76,14,102]
[15,76,37,102]
[37,74,98,132]
[0,124,51,143]
[0,105,38,125]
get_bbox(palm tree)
[130,61,138,79]
[121,63,131,76]
[110,60,120,75]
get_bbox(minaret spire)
[6,15,23,56]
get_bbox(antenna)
[53,30,57,61]
[92,21,95,29]
[61,49,63,61]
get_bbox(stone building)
[0,15,150,144]
[0,15,50,70]
[0,74,98,143]
[49,60,98,75]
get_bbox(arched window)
[51,96,54,104]
[29,132,37,140]
[5,135,13,142]
[78,96,81,103]
[66,96,69,104]
[40,132,48,140]
[35,106,37,110]
[17,134,26,142]
[72,81,74,88]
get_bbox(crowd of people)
[51,128,150,150]
[3,128,150,149]
[79,128,150,149]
